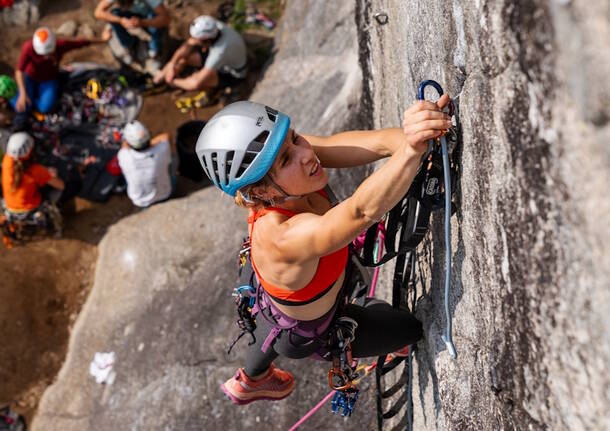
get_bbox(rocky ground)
[0,0,276,425]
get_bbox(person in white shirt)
[153,15,247,92]
[117,120,177,207]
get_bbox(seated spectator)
[0,75,17,128]
[94,0,169,70]
[153,15,247,93]
[117,120,177,207]
[1,132,65,213]
[12,27,110,115]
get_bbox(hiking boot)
[220,364,294,405]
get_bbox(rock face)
[358,0,609,430]
[33,0,609,430]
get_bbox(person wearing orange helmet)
[11,27,110,116]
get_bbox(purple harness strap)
[253,280,341,353]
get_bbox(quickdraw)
[226,239,258,356]
[373,79,460,431]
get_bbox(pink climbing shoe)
[221,363,295,405]
[392,344,411,357]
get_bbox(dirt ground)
[0,0,275,425]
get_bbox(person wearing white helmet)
[1,132,65,213]
[94,0,170,69]
[195,98,453,405]
[12,27,111,115]
[153,15,247,94]
[117,120,177,207]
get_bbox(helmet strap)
[267,176,302,202]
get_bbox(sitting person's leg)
[346,298,423,358]
[35,79,59,114]
[109,8,138,50]
[144,12,166,59]
[10,74,36,113]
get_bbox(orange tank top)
[247,190,349,306]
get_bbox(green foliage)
[231,0,248,33]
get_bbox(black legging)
[245,297,423,377]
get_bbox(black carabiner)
[418,80,454,116]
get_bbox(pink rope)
[288,390,335,431]
[289,222,387,430]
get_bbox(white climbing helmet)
[189,15,219,41]
[32,27,56,56]
[123,120,151,150]
[195,101,290,197]
[7,132,35,159]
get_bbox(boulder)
[56,20,78,37]
[77,23,95,40]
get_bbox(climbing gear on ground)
[0,405,25,431]
[1,199,63,248]
[190,15,219,40]
[122,120,150,150]
[0,75,17,101]
[33,27,56,55]
[6,132,34,159]
[86,79,102,100]
[220,363,295,405]
[174,91,214,114]
[195,101,290,197]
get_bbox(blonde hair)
[11,158,28,192]
[233,176,273,208]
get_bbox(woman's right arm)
[265,96,452,264]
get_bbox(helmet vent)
[265,107,278,122]
[210,152,221,185]
[252,131,269,146]
[225,150,235,174]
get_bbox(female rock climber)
[195,95,452,404]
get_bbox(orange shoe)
[392,344,411,357]
[220,364,295,405]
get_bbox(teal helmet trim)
[232,113,290,196]
[195,101,291,197]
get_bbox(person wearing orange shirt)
[1,132,64,213]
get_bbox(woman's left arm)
[303,128,404,168]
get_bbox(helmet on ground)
[7,132,34,159]
[123,120,151,150]
[195,101,290,197]
[0,75,17,100]
[32,27,56,56]
[190,15,219,40]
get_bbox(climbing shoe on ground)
[220,364,295,405]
